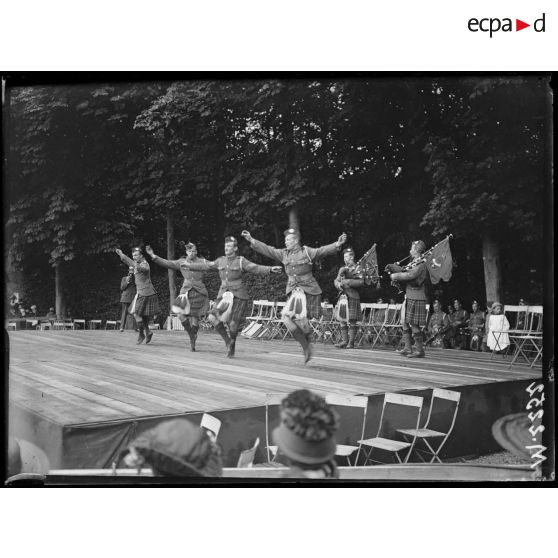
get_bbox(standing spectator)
[273,389,340,478]
[121,418,222,477]
[447,299,469,349]
[486,302,510,353]
[515,298,528,330]
[119,266,137,332]
[425,299,450,348]
[467,300,486,351]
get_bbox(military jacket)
[391,260,428,301]
[119,254,156,297]
[151,255,208,296]
[251,239,339,295]
[186,255,271,300]
[334,264,364,300]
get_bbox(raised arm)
[305,233,346,261]
[145,245,181,271]
[115,249,134,267]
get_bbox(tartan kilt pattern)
[210,295,249,326]
[404,298,427,327]
[174,289,209,318]
[346,295,361,321]
[283,291,322,320]
[134,294,160,317]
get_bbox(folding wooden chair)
[200,413,222,442]
[73,319,86,330]
[64,319,75,330]
[88,319,102,330]
[355,303,374,346]
[509,306,543,368]
[236,438,260,468]
[105,320,119,330]
[370,303,390,348]
[380,304,403,347]
[358,393,423,465]
[241,300,265,338]
[268,302,287,339]
[253,301,276,339]
[397,388,461,463]
[265,393,288,462]
[53,320,66,330]
[490,304,528,358]
[325,394,368,466]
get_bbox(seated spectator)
[424,299,449,348]
[29,305,39,317]
[446,299,470,349]
[486,302,510,353]
[467,300,486,351]
[18,306,27,318]
[272,389,340,479]
[121,418,222,477]
[46,308,57,321]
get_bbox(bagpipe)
[384,234,453,293]
[336,243,380,290]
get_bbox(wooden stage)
[8,329,541,469]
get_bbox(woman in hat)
[387,240,428,358]
[181,236,282,358]
[241,228,346,364]
[121,418,222,477]
[333,247,364,349]
[119,266,137,332]
[115,246,160,345]
[486,301,510,352]
[273,389,340,478]
[146,242,208,351]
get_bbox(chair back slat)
[325,394,368,408]
[431,388,462,402]
[385,393,423,407]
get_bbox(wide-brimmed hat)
[490,301,504,312]
[8,437,50,477]
[272,422,336,465]
[125,419,222,477]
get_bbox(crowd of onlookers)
[423,297,528,353]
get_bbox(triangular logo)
[516,19,530,31]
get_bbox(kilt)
[283,291,322,320]
[346,295,361,321]
[134,294,160,317]
[403,298,427,328]
[210,295,249,326]
[174,289,209,318]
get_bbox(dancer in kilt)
[242,229,346,364]
[116,247,160,345]
[333,247,364,349]
[146,243,208,351]
[182,236,282,358]
[386,240,428,358]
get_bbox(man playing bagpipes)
[146,242,209,352]
[386,236,453,358]
[181,236,282,358]
[333,247,364,349]
[386,240,429,358]
[242,229,347,364]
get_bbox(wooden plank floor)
[8,330,541,427]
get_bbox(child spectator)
[486,302,510,353]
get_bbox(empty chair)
[325,394,368,466]
[73,319,86,330]
[236,437,260,468]
[358,393,424,465]
[200,413,222,442]
[105,320,119,330]
[89,319,102,330]
[397,388,461,463]
[509,306,543,368]
[265,393,289,462]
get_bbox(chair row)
[9,318,160,331]
[490,305,543,368]
[262,387,460,467]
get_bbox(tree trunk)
[289,205,300,233]
[273,222,281,247]
[167,211,176,310]
[54,262,66,319]
[482,231,503,304]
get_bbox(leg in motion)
[143,316,153,344]
[398,325,413,356]
[135,314,145,344]
[227,321,238,358]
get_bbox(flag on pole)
[425,236,453,284]
[357,244,380,288]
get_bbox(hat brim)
[11,438,50,475]
[272,423,336,465]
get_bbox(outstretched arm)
[305,233,347,261]
[145,246,181,271]
[241,258,282,276]
[115,249,134,267]
[181,258,217,272]
[242,230,284,262]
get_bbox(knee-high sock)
[142,316,150,333]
